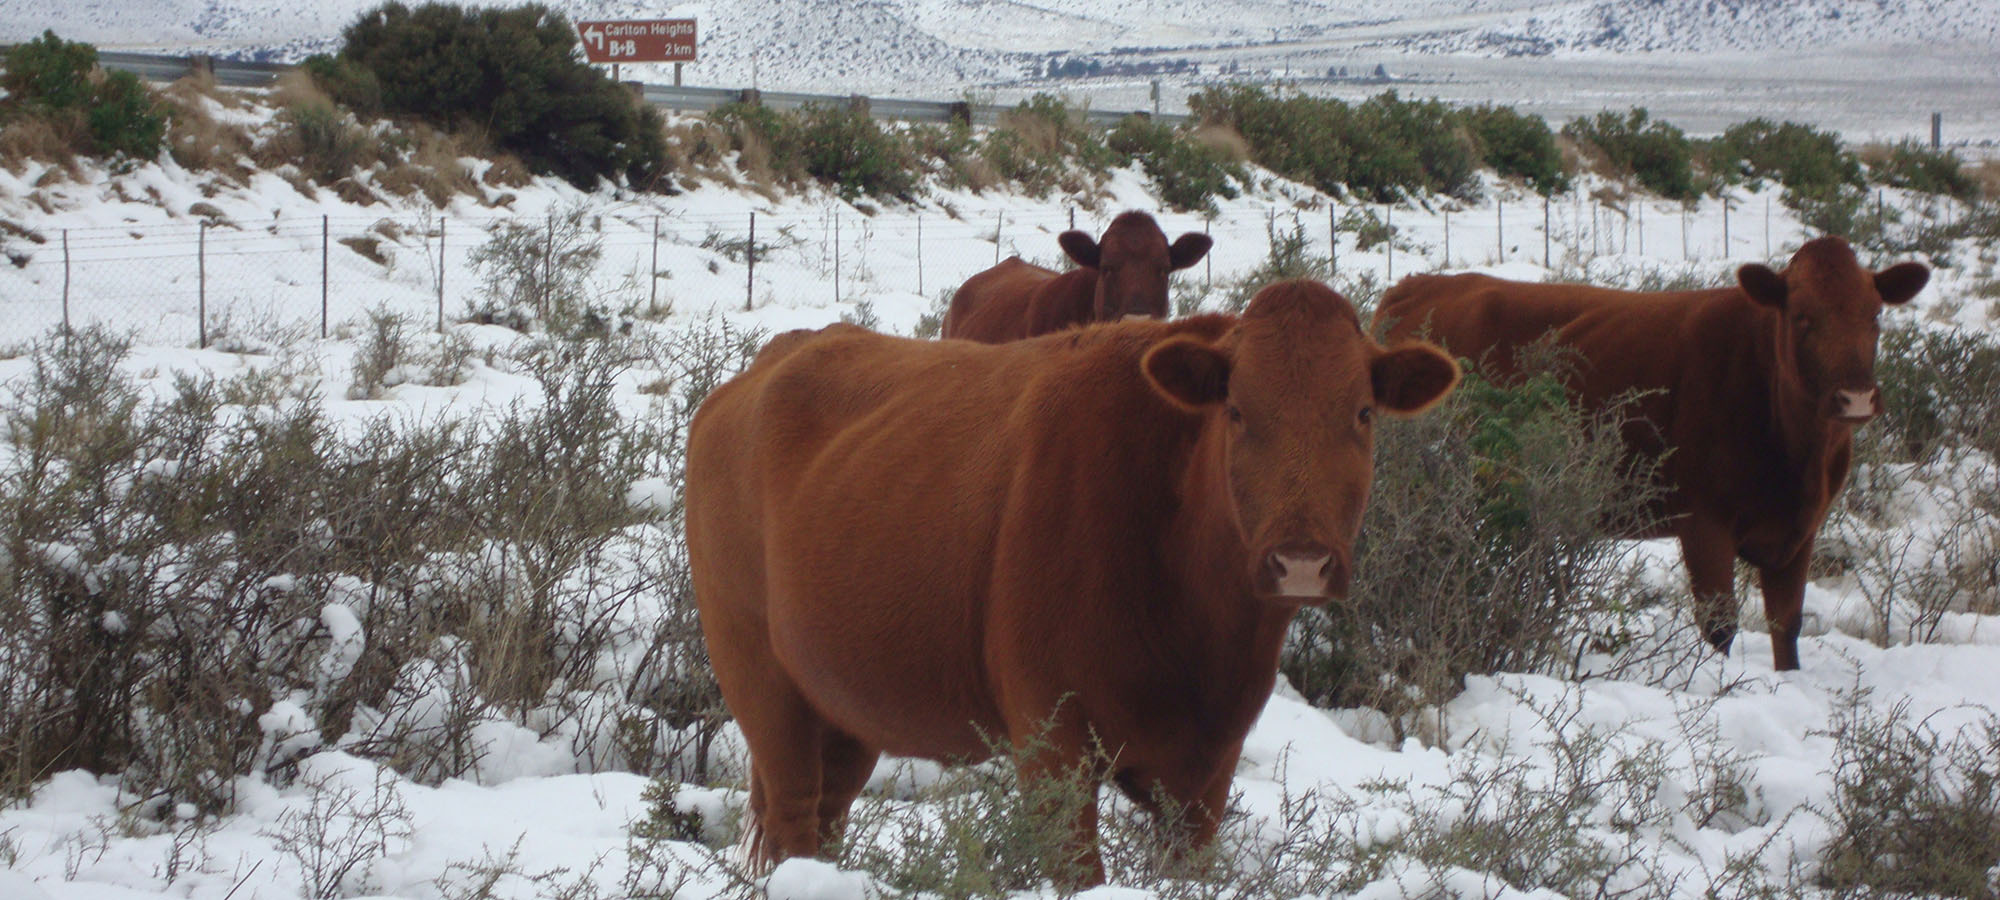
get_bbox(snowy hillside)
[1396,0,2000,56]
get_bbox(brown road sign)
[576,19,697,64]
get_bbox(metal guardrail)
[30,48,1187,126]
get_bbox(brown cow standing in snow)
[940,210,1211,342]
[1374,237,1929,671]
[686,280,1459,880]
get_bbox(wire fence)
[1,189,1815,347]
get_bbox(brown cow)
[1374,237,1929,671]
[687,280,1459,880]
[940,210,1212,342]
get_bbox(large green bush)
[1106,114,1244,213]
[1704,118,1860,202]
[0,30,167,163]
[307,2,669,190]
[1462,103,1569,195]
[1189,85,1483,202]
[1866,140,1976,201]
[1563,108,1700,201]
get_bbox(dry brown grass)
[661,118,733,183]
[1970,158,2000,201]
[375,124,479,207]
[269,70,332,112]
[1192,123,1251,163]
[1557,134,1615,183]
[161,91,257,181]
[0,115,84,176]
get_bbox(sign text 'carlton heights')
[576,19,697,64]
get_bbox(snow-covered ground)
[2,91,1998,899]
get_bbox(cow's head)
[1141,280,1458,602]
[1738,236,1928,423]
[1060,211,1211,322]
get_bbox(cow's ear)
[1738,264,1787,309]
[1059,230,1101,269]
[1371,342,1460,416]
[1875,261,1928,306]
[1168,232,1213,270]
[1143,336,1231,410]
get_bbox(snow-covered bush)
[1283,352,1664,729]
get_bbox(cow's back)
[1376,272,1779,535]
[943,258,1103,343]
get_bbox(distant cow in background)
[1374,236,1929,670]
[687,280,1459,881]
[941,210,1211,342]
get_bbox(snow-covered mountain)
[1394,0,2000,56]
[14,0,1996,90]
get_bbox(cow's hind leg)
[815,729,880,851]
[1757,548,1811,672]
[1680,514,1740,654]
[733,688,832,872]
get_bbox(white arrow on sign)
[583,25,604,51]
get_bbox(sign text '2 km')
[577,19,697,64]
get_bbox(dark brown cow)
[940,210,1212,342]
[1374,237,1929,671]
[687,280,1459,880]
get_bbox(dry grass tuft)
[1192,123,1251,163]
[0,116,84,176]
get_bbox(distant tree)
[307,2,669,190]
[1564,108,1699,201]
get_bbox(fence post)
[1637,201,1643,256]
[1543,193,1550,268]
[1723,197,1730,258]
[746,211,756,311]
[916,214,924,297]
[542,211,555,318]
[198,221,208,349]
[1204,217,1213,289]
[1385,202,1393,281]
[437,217,447,332]
[1764,196,1771,258]
[321,214,329,339]
[1496,197,1503,261]
[1068,205,1075,231]
[62,229,71,335]
[1326,204,1335,277]
[650,215,660,314]
[1681,205,1690,261]
[1444,207,1451,266]
[994,210,1003,265]
[833,210,841,307]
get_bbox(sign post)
[576,19,697,66]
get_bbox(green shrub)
[1462,103,1569,195]
[792,104,920,202]
[1866,323,2000,465]
[0,30,166,164]
[311,2,669,190]
[1283,355,1662,725]
[1817,697,2000,899]
[1,30,96,110]
[85,71,167,160]
[1705,118,1860,202]
[1866,140,1976,201]
[1188,85,1479,202]
[978,93,1113,196]
[1563,108,1700,201]
[1106,114,1243,213]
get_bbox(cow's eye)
[1358,406,1373,425]
[1227,404,1243,424]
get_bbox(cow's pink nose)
[1835,388,1878,420]
[1264,543,1341,598]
